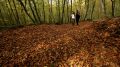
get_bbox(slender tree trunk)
[0,3,5,25]
[66,0,69,23]
[23,0,27,24]
[103,0,106,16]
[119,0,120,8]
[31,0,41,23]
[55,0,58,23]
[61,0,66,24]
[25,0,27,8]
[0,9,5,25]
[8,0,17,24]
[119,0,120,14]
[42,0,45,23]
[50,0,55,23]
[91,0,96,20]
[50,0,53,23]
[5,0,13,25]
[28,0,38,23]
[12,0,20,25]
[48,0,52,23]
[100,0,106,16]
[70,0,72,22]
[58,0,60,23]
[17,0,35,23]
[111,0,115,17]
[84,0,89,20]
[0,4,9,25]
[78,0,82,19]
[21,6,26,24]
[22,12,26,24]
[48,0,50,23]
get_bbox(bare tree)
[111,0,115,17]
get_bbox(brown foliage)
[0,17,120,67]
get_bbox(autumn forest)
[0,0,120,26]
[0,0,120,67]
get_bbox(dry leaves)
[0,17,120,67]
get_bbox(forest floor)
[0,17,120,67]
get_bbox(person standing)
[76,10,80,25]
[71,11,75,25]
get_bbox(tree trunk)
[50,0,53,23]
[48,0,52,23]
[84,0,89,20]
[25,0,27,8]
[0,9,5,25]
[91,0,96,20]
[17,0,35,23]
[31,0,41,23]
[61,0,66,24]
[5,3,13,25]
[66,0,69,23]
[100,0,106,16]
[58,0,60,23]
[111,0,115,17]
[42,0,45,23]
[70,0,72,22]
[28,0,38,23]
[8,0,17,24]
[12,0,20,25]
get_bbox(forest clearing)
[0,17,120,66]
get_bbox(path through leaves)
[0,17,120,67]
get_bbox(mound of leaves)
[94,17,120,50]
[0,17,120,67]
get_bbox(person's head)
[72,11,75,14]
[76,10,79,13]
[76,10,80,14]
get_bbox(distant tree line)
[0,0,120,26]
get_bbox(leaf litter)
[0,17,120,67]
